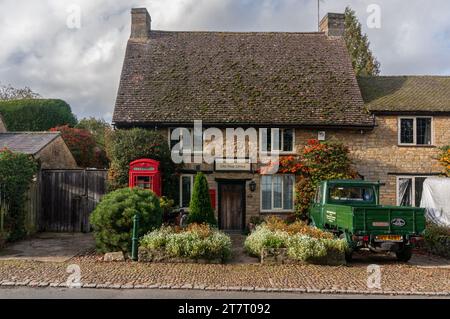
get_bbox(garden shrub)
[424,223,450,258]
[244,218,347,264]
[264,216,333,239]
[0,99,77,131]
[140,223,231,261]
[105,128,177,199]
[0,148,38,241]
[187,173,217,226]
[438,146,450,176]
[89,187,162,253]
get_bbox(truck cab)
[309,180,426,262]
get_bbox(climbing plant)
[277,139,357,219]
[0,148,38,241]
[439,145,450,177]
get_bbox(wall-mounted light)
[249,180,257,192]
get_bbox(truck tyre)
[396,246,412,262]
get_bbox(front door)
[219,182,245,231]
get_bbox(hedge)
[0,149,38,241]
[0,99,77,131]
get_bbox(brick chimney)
[319,13,345,37]
[131,8,151,40]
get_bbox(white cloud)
[0,0,449,122]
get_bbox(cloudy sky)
[0,0,449,122]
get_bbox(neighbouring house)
[112,8,450,231]
[0,120,77,169]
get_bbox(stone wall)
[294,115,449,205]
[160,115,449,216]
[36,136,78,169]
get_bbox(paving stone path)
[0,252,449,296]
[0,233,449,296]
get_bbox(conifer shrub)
[187,173,217,226]
[90,187,162,253]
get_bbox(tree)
[0,83,41,100]
[50,125,98,168]
[187,172,217,226]
[344,6,381,76]
[76,117,111,168]
[76,117,111,148]
[0,99,77,131]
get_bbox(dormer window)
[398,117,432,146]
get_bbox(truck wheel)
[396,246,412,262]
[344,249,353,262]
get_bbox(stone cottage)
[0,115,77,169]
[113,8,450,231]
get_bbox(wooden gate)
[40,169,107,232]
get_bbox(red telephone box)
[129,159,162,196]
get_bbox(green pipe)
[131,214,140,261]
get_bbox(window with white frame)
[398,117,432,145]
[261,128,295,153]
[397,176,427,207]
[180,175,194,208]
[261,174,295,211]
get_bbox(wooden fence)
[39,169,108,232]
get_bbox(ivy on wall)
[0,148,38,241]
[277,139,357,219]
[439,146,450,177]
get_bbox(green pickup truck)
[308,180,426,262]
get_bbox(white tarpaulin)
[420,177,450,227]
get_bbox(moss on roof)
[358,76,450,112]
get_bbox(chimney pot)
[131,8,151,40]
[320,13,345,37]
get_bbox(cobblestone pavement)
[0,252,449,296]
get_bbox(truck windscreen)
[329,186,376,204]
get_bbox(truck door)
[309,185,323,226]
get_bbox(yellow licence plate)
[375,235,403,242]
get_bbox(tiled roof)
[113,31,373,127]
[0,132,60,155]
[358,76,450,113]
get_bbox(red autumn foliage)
[50,125,106,168]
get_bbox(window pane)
[169,129,179,150]
[261,129,271,152]
[416,118,431,145]
[283,175,294,210]
[271,129,281,151]
[181,176,192,208]
[273,175,282,209]
[261,176,272,210]
[400,119,414,144]
[414,177,427,207]
[398,178,412,206]
[282,129,294,152]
